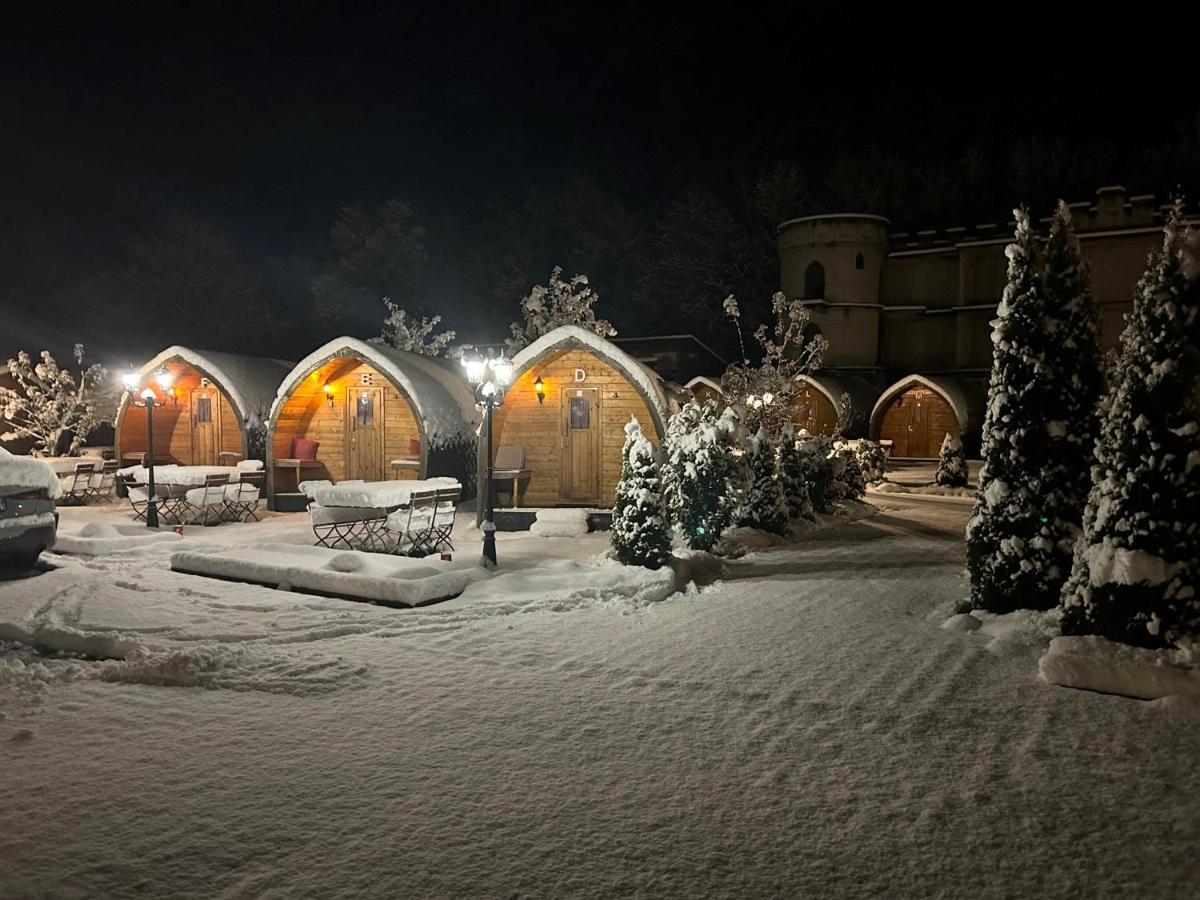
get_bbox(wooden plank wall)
[492,349,658,507]
[793,387,838,436]
[117,361,242,463]
[271,360,421,489]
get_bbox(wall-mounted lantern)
[323,383,334,407]
[534,375,545,405]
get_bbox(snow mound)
[171,542,486,607]
[871,481,975,498]
[1038,635,1200,701]
[973,608,1061,657]
[941,613,982,633]
[715,500,877,556]
[529,508,589,537]
[0,449,61,498]
[52,523,182,557]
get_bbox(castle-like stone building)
[778,186,1194,457]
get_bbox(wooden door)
[560,387,600,503]
[190,389,219,465]
[346,386,384,482]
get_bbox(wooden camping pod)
[871,378,961,458]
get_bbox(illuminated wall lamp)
[323,383,334,407]
[534,375,545,405]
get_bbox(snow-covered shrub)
[506,267,616,353]
[849,439,887,485]
[611,418,672,569]
[799,434,836,514]
[720,292,827,438]
[967,206,1105,614]
[778,423,812,519]
[935,434,967,487]
[661,400,740,551]
[371,300,455,356]
[736,427,788,534]
[832,442,867,501]
[0,344,113,456]
[1060,206,1200,648]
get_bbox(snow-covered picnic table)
[118,462,263,485]
[42,456,111,475]
[311,477,459,510]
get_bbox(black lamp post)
[460,348,513,566]
[123,369,171,528]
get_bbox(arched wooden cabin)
[487,326,671,508]
[684,376,726,411]
[268,338,476,498]
[869,374,982,458]
[116,347,291,466]
[792,373,877,438]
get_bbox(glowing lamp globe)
[140,387,156,402]
[461,349,486,385]
[491,351,513,388]
[154,367,174,391]
[122,371,139,392]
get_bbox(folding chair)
[310,503,388,550]
[86,460,120,503]
[223,471,265,522]
[183,474,231,526]
[386,489,438,557]
[57,462,96,506]
[124,473,151,521]
[428,485,461,553]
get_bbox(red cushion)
[408,438,421,456]
[292,437,320,460]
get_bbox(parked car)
[0,448,60,569]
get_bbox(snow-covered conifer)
[736,427,788,534]
[778,423,812,520]
[1060,207,1200,647]
[832,442,866,501]
[799,434,836,514]
[611,418,672,569]
[507,267,616,353]
[967,207,1101,613]
[935,434,968,487]
[371,300,455,356]
[0,344,112,456]
[661,400,739,551]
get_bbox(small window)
[804,261,825,299]
[195,397,213,423]
[355,394,374,426]
[360,372,372,385]
[855,252,865,270]
[569,396,590,429]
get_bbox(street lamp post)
[123,370,170,528]
[460,348,513,566]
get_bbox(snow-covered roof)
[272,337,477,442]
[869,373,985,434]
[796,373,879,421]
[131,346,293,426]
[685,375,724,395]
[510,326,672,436]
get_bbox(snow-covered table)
[119,465,247,486]
[313,478,459,510]
[42,456,111,476]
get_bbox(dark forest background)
[3,3,1198,366]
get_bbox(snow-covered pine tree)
[778,422,812,520]
[799,434,835,514]
[506,267,616,353]
[371,299,456,356]
[736,427,788,534]
[661,399,740,551]
[935,434,968,487]
[611,417,672,569]
[832,442,866,500]
[0,344,112,456]
[1060,207,1200,648]
[967,207,1099,613]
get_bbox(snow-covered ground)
[1,494,1197,897]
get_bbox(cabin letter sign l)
[574,368,587,383]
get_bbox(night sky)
[3,3,1195,364]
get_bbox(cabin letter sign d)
[574,368,587,383]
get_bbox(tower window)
[855,252,865,270]
[804,261,825,299]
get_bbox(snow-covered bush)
[0,344,113,456]
[849,439,887,485]
[935,434,967,487]
[721,292,827,438]
[967,206,1105,614]
[661,400,740,551]
[506,267,616,353]
[778,423,812,520]
[1060,206,1200,648]
[371,300,456,356]
[832,442,867,501]
[736,427,788,534]
[611,418,672,569]
[799,434,836,514]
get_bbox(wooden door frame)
[559,386,601,504]
[345,385,385,482]
[189,388,221,466]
